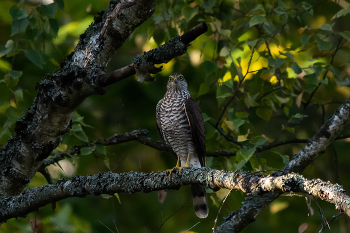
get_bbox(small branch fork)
[96,23,208,86]
[1,168,349,223]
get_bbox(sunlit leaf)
[236,112,249,118]
[114,193,121,204]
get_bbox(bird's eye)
[168,77,172,82]
[179,76,183,81]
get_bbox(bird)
[156,72,208,218]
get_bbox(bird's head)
[166,73,188,93]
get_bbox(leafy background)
[1,0,350,232]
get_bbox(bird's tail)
[191,184,209,218]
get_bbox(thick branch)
[1,168,349,224]
[96,23,208,86]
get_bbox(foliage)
[1,0,350,232]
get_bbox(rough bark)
[0,0,156,197]
[1,168,349,224]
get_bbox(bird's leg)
[166,156,181,181]
[178,154,192,175]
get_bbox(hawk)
[156,73,208,218]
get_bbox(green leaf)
[72,123,83,131]
[201,61,217,75]
[153,29,165,45]
[316,37,332,51]
[275,94,289,104]
[290,113,307,120]
[42,3,58,18]
[232,61,243,81]
[202,113,211,122]
[104,156,110,169]
[49,19,59,37]
[75,131,88,142]
[33,29,42,41]
[202,0,216,10]
[291,62,302,74]
[336,77,350,86]
[101,194,113,199]
[238,147,256,161]
[55,0,65,11]
[304,73,318,93]
[9,70,22,78]
[14,88,23,102]
[0,40,14,57]
[114,193,121,204]
[236,112,249,118]
[9,6,28,20]
[12,19,29,36]
[249,15,266,27]
[255,138,267,147]
[24,50,43,69]
[285,127,295,133]
[182,6,197,21]
[256,106,273,121]
[301,35,310,47]
[280,154,289,164]
[80,145,95,155]
[340,31,350,41]
[96,143,106,155]
[274,59,285,69]
[198,82,210,97]
[232,119,245,131]
[328,65,340,77]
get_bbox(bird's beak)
[174,78,178,83]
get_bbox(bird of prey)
[156,72,208,218]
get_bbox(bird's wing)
[156,99,177,158]
[184,97,206,167]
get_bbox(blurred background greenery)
[1,0,350,232]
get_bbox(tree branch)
[216,97,350,232]
[96,23,208,86]
[1,168,349,225]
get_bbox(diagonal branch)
[96,23,208,86]
[216,97,350,232]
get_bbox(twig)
[304,38,344,109]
